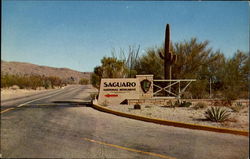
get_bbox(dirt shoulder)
[106,101,249,131]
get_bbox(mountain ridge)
[1,60,91,83]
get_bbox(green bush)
[205,107,231,122]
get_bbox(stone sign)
[98,75,153,105]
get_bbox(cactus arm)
[172,54,177,64]
[159,52,164,59]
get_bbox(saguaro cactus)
[159,24,177,80]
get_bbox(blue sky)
[2,1,249,72]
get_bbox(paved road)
[1,85,249,159]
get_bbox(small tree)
[220,51,249,104]
[101,57,127,78]
[91,57,127,89]
[116,45,140,78]
[91,66,103,89]
[135,48,164,79]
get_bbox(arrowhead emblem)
[140,79,151,93]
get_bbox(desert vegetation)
[91,38,249,102]
[90,38,248,129]
[1,74,65,89]
[193,102,207,110]
[205,107,231,122]
[79,78,89,85]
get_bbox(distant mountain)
[1,61,92,83]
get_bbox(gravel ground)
[107,103,249,131]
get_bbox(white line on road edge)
[1,89,67,114]
[17,90,65,107]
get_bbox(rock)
[37,87,45,90]
[10,85,20,90]
[134,104,141,109]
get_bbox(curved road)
[1,85,249,159]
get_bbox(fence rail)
[153,79,196,98]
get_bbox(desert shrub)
[230,102,245,112]
[47,76,63,88]
[91,72,102,89]
[161,100,175,108]
[193,102,207,110]
[29,75,43,89]
[1,74,63,89]
[205,107,231,122]
[173,100,179,107]
[223,90,237,106]
[166,100,174,107]
[43,80,52,89]
[1,74,18,88]
[79,78,89,85]
[181,101,192,107]
[175,100,192,107]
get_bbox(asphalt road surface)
[1,85,249,159]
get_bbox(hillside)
[1,61,91,83]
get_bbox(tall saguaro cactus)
[159,24,177,95]
[159,24,177,80]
